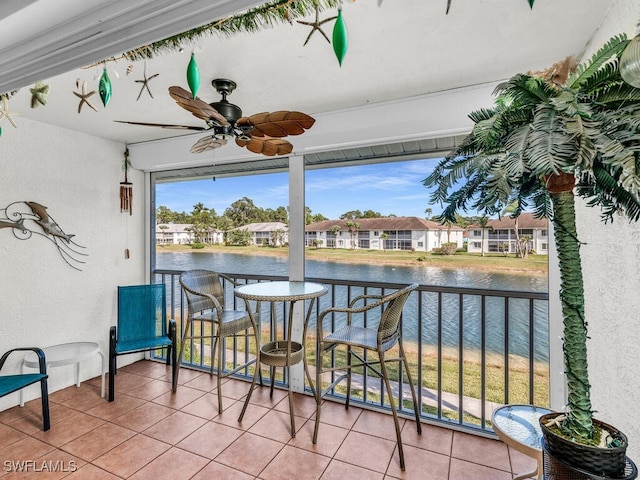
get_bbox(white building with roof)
[305,217,464,252]
[156,223,224,245]
[227,222,289,246]
[466,213,549,255]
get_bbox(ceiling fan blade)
[190,135,228,154]
[168,86,230,127]
[114,120,207,131]
[235,136,293,156]
[236,111,315,138]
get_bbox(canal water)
[156,251,548,292]
[157,252,549,361]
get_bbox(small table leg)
[98,349,106,398]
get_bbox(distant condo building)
[304,217,464,252]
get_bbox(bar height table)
[235,281,327,437]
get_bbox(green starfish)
[30,82,50,108]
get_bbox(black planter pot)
[540,412,631,478]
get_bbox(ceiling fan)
[116,78,315,156]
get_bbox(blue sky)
[156,158,445,220]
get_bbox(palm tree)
[423,34,640,444]
[502,201,522,257]
[477,215,489,257]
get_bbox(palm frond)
[497,74,557,105]
[577,163,640,222]
[532,189,552,218]
[589,81,640,105]
[468,107,499,124]
[580,59,622,95]
[564,115,597,170]
[568,34,628,89]
[528,105,574,175]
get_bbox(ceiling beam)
[0,0,267,93]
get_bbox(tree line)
[156,197,400,240]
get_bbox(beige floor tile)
[190,461,254,480]
[111,401,175,432]
[288,418,349,458]
[248,408,305,443]
[143,410,207,444]
[215,432,284,476]
[85,393,145,421]
[180,392,231,419]
[334,431,395,473]
[385,444,450,479]
[152,386,205,410]
[400,422,453,457]
[61,422,136,461]
[30,412,105,447]
[312,399,361,430]
[176,421,242,460]
[352,408,407,441]
[92,434,170,478]
[128,447,209,480]
[260,444,330,480]
[448,457,514,480]
[320,459,384,480]
[451,431,511,471]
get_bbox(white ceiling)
[0,0,619,148]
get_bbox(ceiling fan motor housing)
[210,78,242,124]
[210,100,242,124]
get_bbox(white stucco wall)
[557,0,640,461]
[0,117,146,409]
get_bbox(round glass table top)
[492,404,553,451]
[234,281,327,301]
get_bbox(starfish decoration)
[135,63,159,101]
[30,82,51,108]
[297,5,337,46]
[73,81,98,113]
[0,95,19,128]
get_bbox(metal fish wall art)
[1,201,87,271]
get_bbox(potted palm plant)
[423,33,640,478]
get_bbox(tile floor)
[0,360,537,479]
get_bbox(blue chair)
[109,284,177,401]
[0,348,50,430]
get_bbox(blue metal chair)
[109,284,177,401]
[0,348,50,430]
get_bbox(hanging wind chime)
[120,148,133,215]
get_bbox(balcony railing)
[153,269,549,437]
